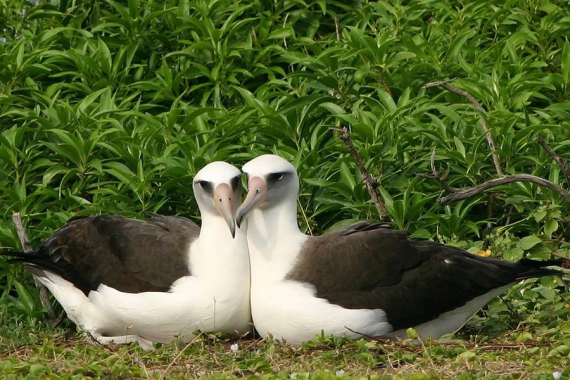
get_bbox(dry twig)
[416,150,459,193]
[437,174,570,205]
[333,127,389,220]
[12,212,33,252]
[159,334,203,380]
[334,18,341,42]
[424,80,502,175]
[535,135,570,185]
[11,212,66,328]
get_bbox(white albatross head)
[236,154,299,227]
[193,161,242,238]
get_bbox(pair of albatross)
[2,155,561,348]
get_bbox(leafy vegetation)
[1,0,570,377]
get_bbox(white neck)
[190,214,250,292]
[245,200,308,285]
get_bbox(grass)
[1,325,569,379]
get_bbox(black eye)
[230,175,241,191]
[267,172,287,184]
[195,179,213,194]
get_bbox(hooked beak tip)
[235,176,267,227]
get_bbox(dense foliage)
[1,0,570,365]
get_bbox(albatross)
[2,161,251,349]
[236,154,561,345]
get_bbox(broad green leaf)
[14,281,36,315]
[410,229,431,239]
[339,162,356,190]
[447,29,476,61]
[503,247,524,262]
[16,41,25,69]
[268,28,293,40]
[97,39,112,76]
[519,235,542,250]
[303,178,332,187]
[375,89,396,111]
[529,244,554,261]
[453,136,466,158]
[128,0,138,18]
[534,209,547,222]
[319,102,345,115]
[77,88,109,115]
[544,219,558,238]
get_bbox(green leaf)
[529,244,554,261]
[549,345,570,356]
[447,29,476,61]
[410,229,431,239]
[503,247,524,262]
[29,364,49,376]
[339,162,356,190]
[515,332,533,342]
[16,41,25,70]
[77,88,109,114]
[544,219,558,238]
[97,39,112,76]
[562,41,570,85]
[519,235,542,250]
[268,28,293,40]
[376,89,396,111]
[453,136,466,158]
[406,328,418,339]
[128,0,138,18]
[534,209,547,222]
[319,102,345,115]
[14,281,36,315]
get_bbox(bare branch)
[333,127,389,220]
[283,13,289,50]
[424,80,503,175]
[438,174,570,205]
[334,18,340,42]
[11,211,66,327]
[535,135,570,185]
[416,150,460,193]
[343,325,383,343]
[424,80,484,111]
[12,212,33,252]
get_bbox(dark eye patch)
[267,171,289,186]
[195,180,213,195]
[230,175,241,191]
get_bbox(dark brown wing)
[286,222,424,292]
[286,222,560,329]
[9,214,200,295]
